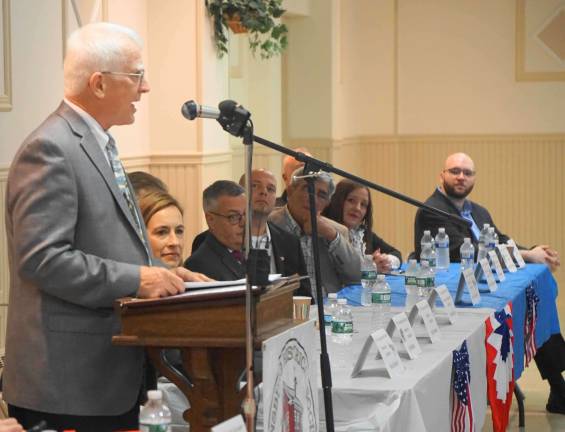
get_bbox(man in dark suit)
[185,171,310,296]
[414,152,564,413]
[4,23,208,431]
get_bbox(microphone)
[181,99,251,137]
[181,100,220,120]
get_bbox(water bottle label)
[140,424,171,432]
[423,258,436,267]
[372,292,391,304]
[361,270,377,279]
[417,277,435,288]
[405,275,417,286]
[332,320,353,334]
[324,313,332,326]
[435,243,448,249]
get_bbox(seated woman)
[138,191,185,268]
[323,179,402,272]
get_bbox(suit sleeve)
[327,228,361,286]
[7,137,140,309]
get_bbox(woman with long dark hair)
[323,179,401,272]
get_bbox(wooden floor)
[482,287,565,431]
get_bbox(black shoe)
[546,391,565,414]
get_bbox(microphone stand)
[209,100,468,432]
[242,122,256,431]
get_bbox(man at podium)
[3,22,208,431]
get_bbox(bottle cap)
[424,230,430,235]
[464,237,470,243]
[337,298,347,305]
[147,390,162,400]
[439,227,445,233]
[328,293,338,299]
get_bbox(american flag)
[451,340,474,432]
[524,285,539,367]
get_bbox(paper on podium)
[184,274,282,290]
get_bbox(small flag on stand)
[451,340,474,432]
[524,284,539,367]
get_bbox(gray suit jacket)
[268,207,360,295]
[4,102,150,416]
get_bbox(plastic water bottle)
[371,274,391,329]
[404,259,419,309]
[434,227,450,271]
[416,261,435,298]
[360,255,378,306]
[477,223,490,261]
[324,293,338,335]
[420,230,434,255]
[488,227,498,250]
[420,243,437,269]
[460,237,475,271]
[331,299,354,368]
[139,390,172,432]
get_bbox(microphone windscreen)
[181,100,197,120]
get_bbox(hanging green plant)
[206,0,288,59]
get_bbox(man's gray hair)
[64,22,143,97]
[203,180,245,212]
[291,167,335,198]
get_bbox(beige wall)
[0,0,564,351]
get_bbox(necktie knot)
[231,249,245,264]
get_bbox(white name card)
[434,284,457,324]
[488,250,506,282]
[416,300,441,343]
[479,258,497,293]
[212,415,247,432]
[508,239,526,268]
[497,244,517,273]
[463,267,481,305]
[392,312,422,359]
[371,328,406,378]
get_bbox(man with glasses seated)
[414,152,560,269]
[414,152,565,414]
[269,168,361,297]
[184,181,248,280]
[185,175,311,296]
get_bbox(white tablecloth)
[315,306,490,432]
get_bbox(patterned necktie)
[105,135,147,245]
[231,249,245,265]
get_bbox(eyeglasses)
[101,70,145,87]
[444,167,476,177]
[209,211,245,225]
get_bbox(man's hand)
[0,418,24,432]
[302,213,337,241]
[137,266,186,299]
[171,267,213,282]
[522,245,561,272]
[372,249,392,273]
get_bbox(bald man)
[414,153,559,269]
[276,147,312,207]
[414,152,564,413]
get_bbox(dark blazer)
[414,188,511,261]
[186,223,311,296]
[366,231,402,262]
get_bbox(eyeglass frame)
[443,167,476,178]
[100,70,145,87]
[208,211,245,225]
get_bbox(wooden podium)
[113,277,301,431]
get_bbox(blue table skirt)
[338,263,560,379]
